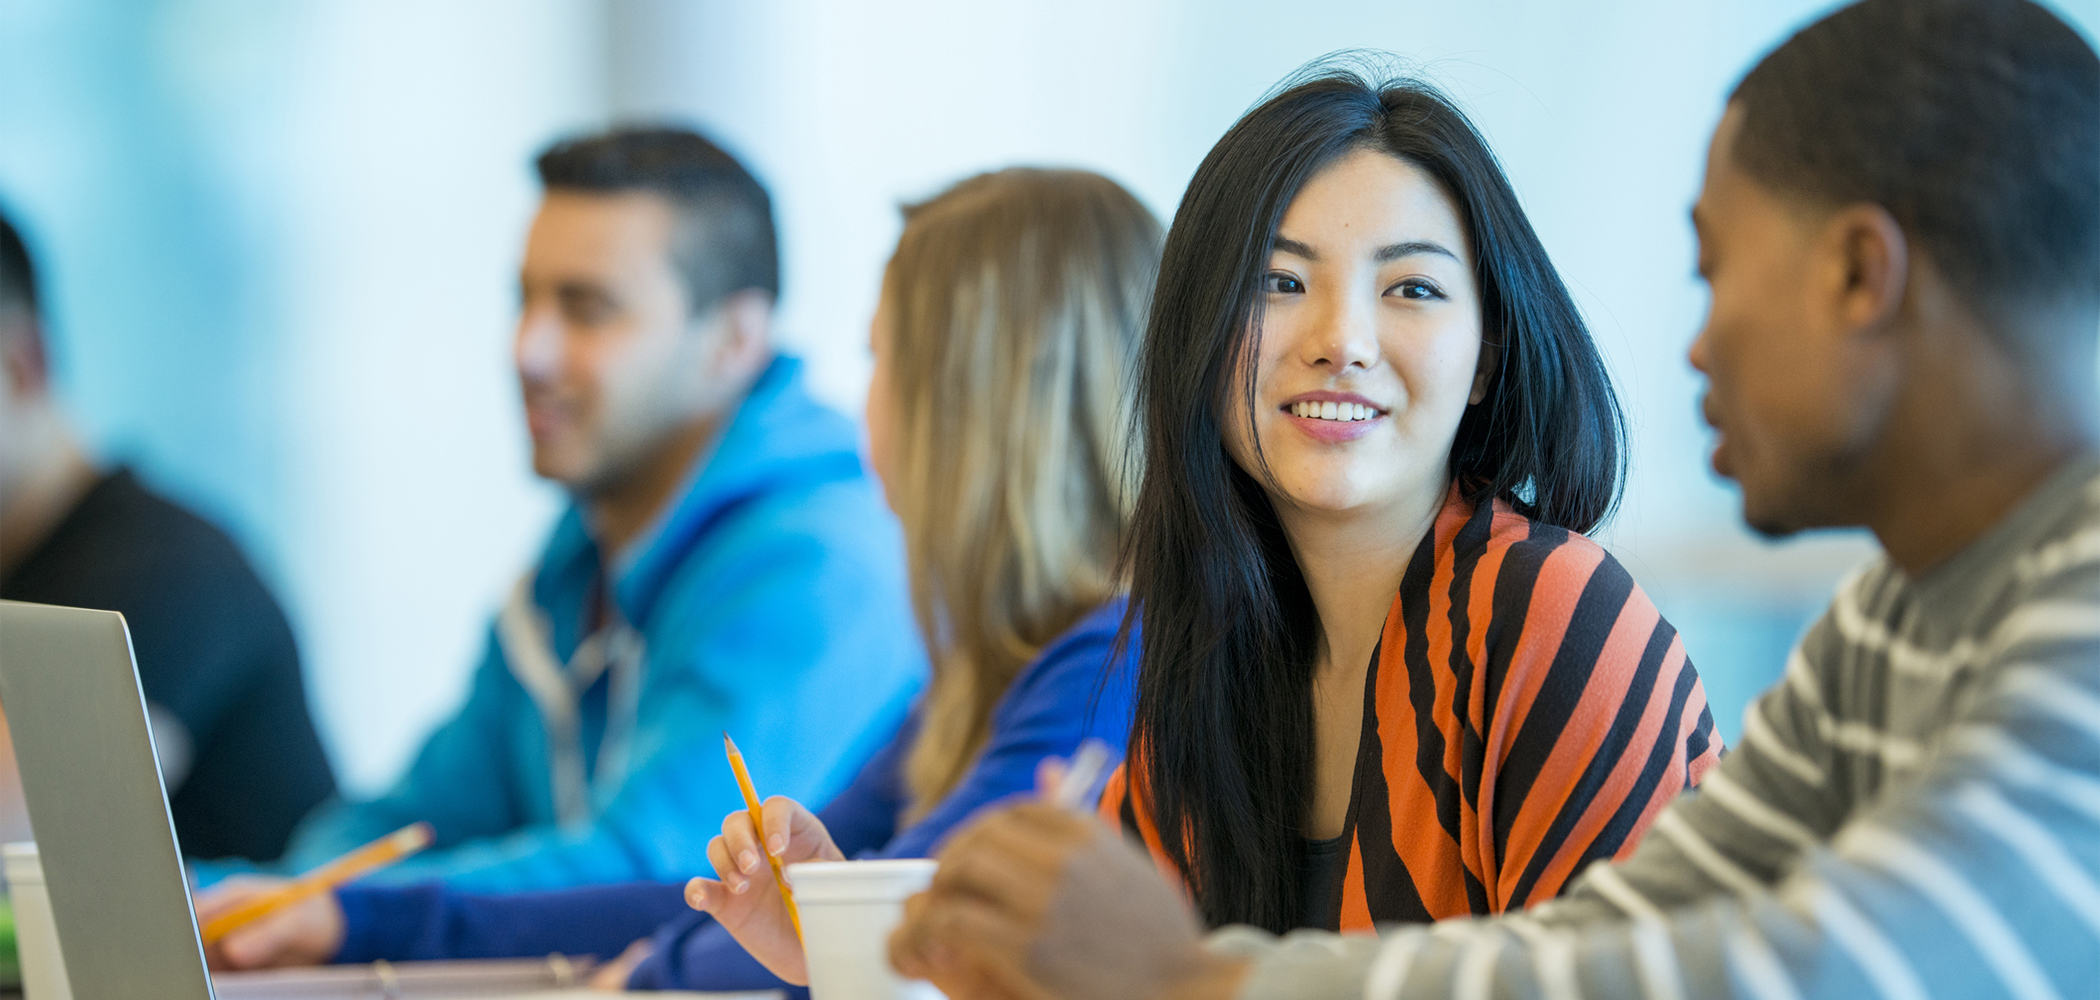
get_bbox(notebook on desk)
[0,601,776,1000]
[214,957,779,999]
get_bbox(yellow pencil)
[199,822,434,946]
[724,732,802,942]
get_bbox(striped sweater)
[1222,454,2100,1000]
[1104,489,1722,930]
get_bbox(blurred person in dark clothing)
[0,204,337,862]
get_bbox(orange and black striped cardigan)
[1100,488,1722,931]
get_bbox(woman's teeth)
[1289,400,1376,422]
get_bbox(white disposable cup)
[787,858,944,1000]
[3,843,72,1000]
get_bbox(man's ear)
[711,289,775,379]
[1823,204,1909,335]
[1469,335,1501,406]
[0,317,51,400]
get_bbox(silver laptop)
[0,600,216,999]
[0,601,774,1000]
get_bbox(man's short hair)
[0,202,38,321]
[535,126,780,314]
[1730,0,2100,328]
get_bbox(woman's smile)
[1280,390,1386,443]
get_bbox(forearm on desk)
[336,881,688,964]
[627,914,809,995]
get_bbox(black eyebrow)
[1273,236,1318,261]
[1270,237,1460,264]
[1373,240,1460,264]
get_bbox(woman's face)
[1222,147,1491,519]
[864,285,901,514]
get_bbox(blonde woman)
[203,168,1162,995]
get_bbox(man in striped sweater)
[886,1,2100,998]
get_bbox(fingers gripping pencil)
[725,732,803,942]
[199,822,434,946]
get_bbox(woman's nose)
[1302,290,1378,371]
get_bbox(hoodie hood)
[533,354,870,634]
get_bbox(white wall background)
[0,0,596,791]
[4,0,2095,793]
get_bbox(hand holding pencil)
[195,822,433,971]
[196,875,346,971]
[685,734,846,987]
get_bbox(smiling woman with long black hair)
[1098,67,1722,934]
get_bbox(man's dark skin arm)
[888,802,1250,1000]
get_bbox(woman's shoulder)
[1018,599,1133,678]
[1414,494,1672,667]
[1440,493,1629,595]
[1418,497,1703,748]
[997,598,1139,717]
[1049,597,1132,649]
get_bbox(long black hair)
[1121,66,1625,933]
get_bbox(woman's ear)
[1469,336,1501,405]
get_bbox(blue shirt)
[334,600,1140,995]
[271,355,924,891]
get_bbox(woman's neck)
[1278,472,1451,840]
[1277,476,1450,678]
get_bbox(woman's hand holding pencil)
[686,735,845,986]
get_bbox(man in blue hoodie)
[208,127,923,892]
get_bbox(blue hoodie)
[277,355,924,891]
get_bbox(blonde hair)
[883,168,1161,819]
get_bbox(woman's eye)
[1392,279,1444,301]
[1263,272,1304,294]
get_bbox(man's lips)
[1709,433,1734,478]
[523,400,574,439]
[1700,395,1735,477]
